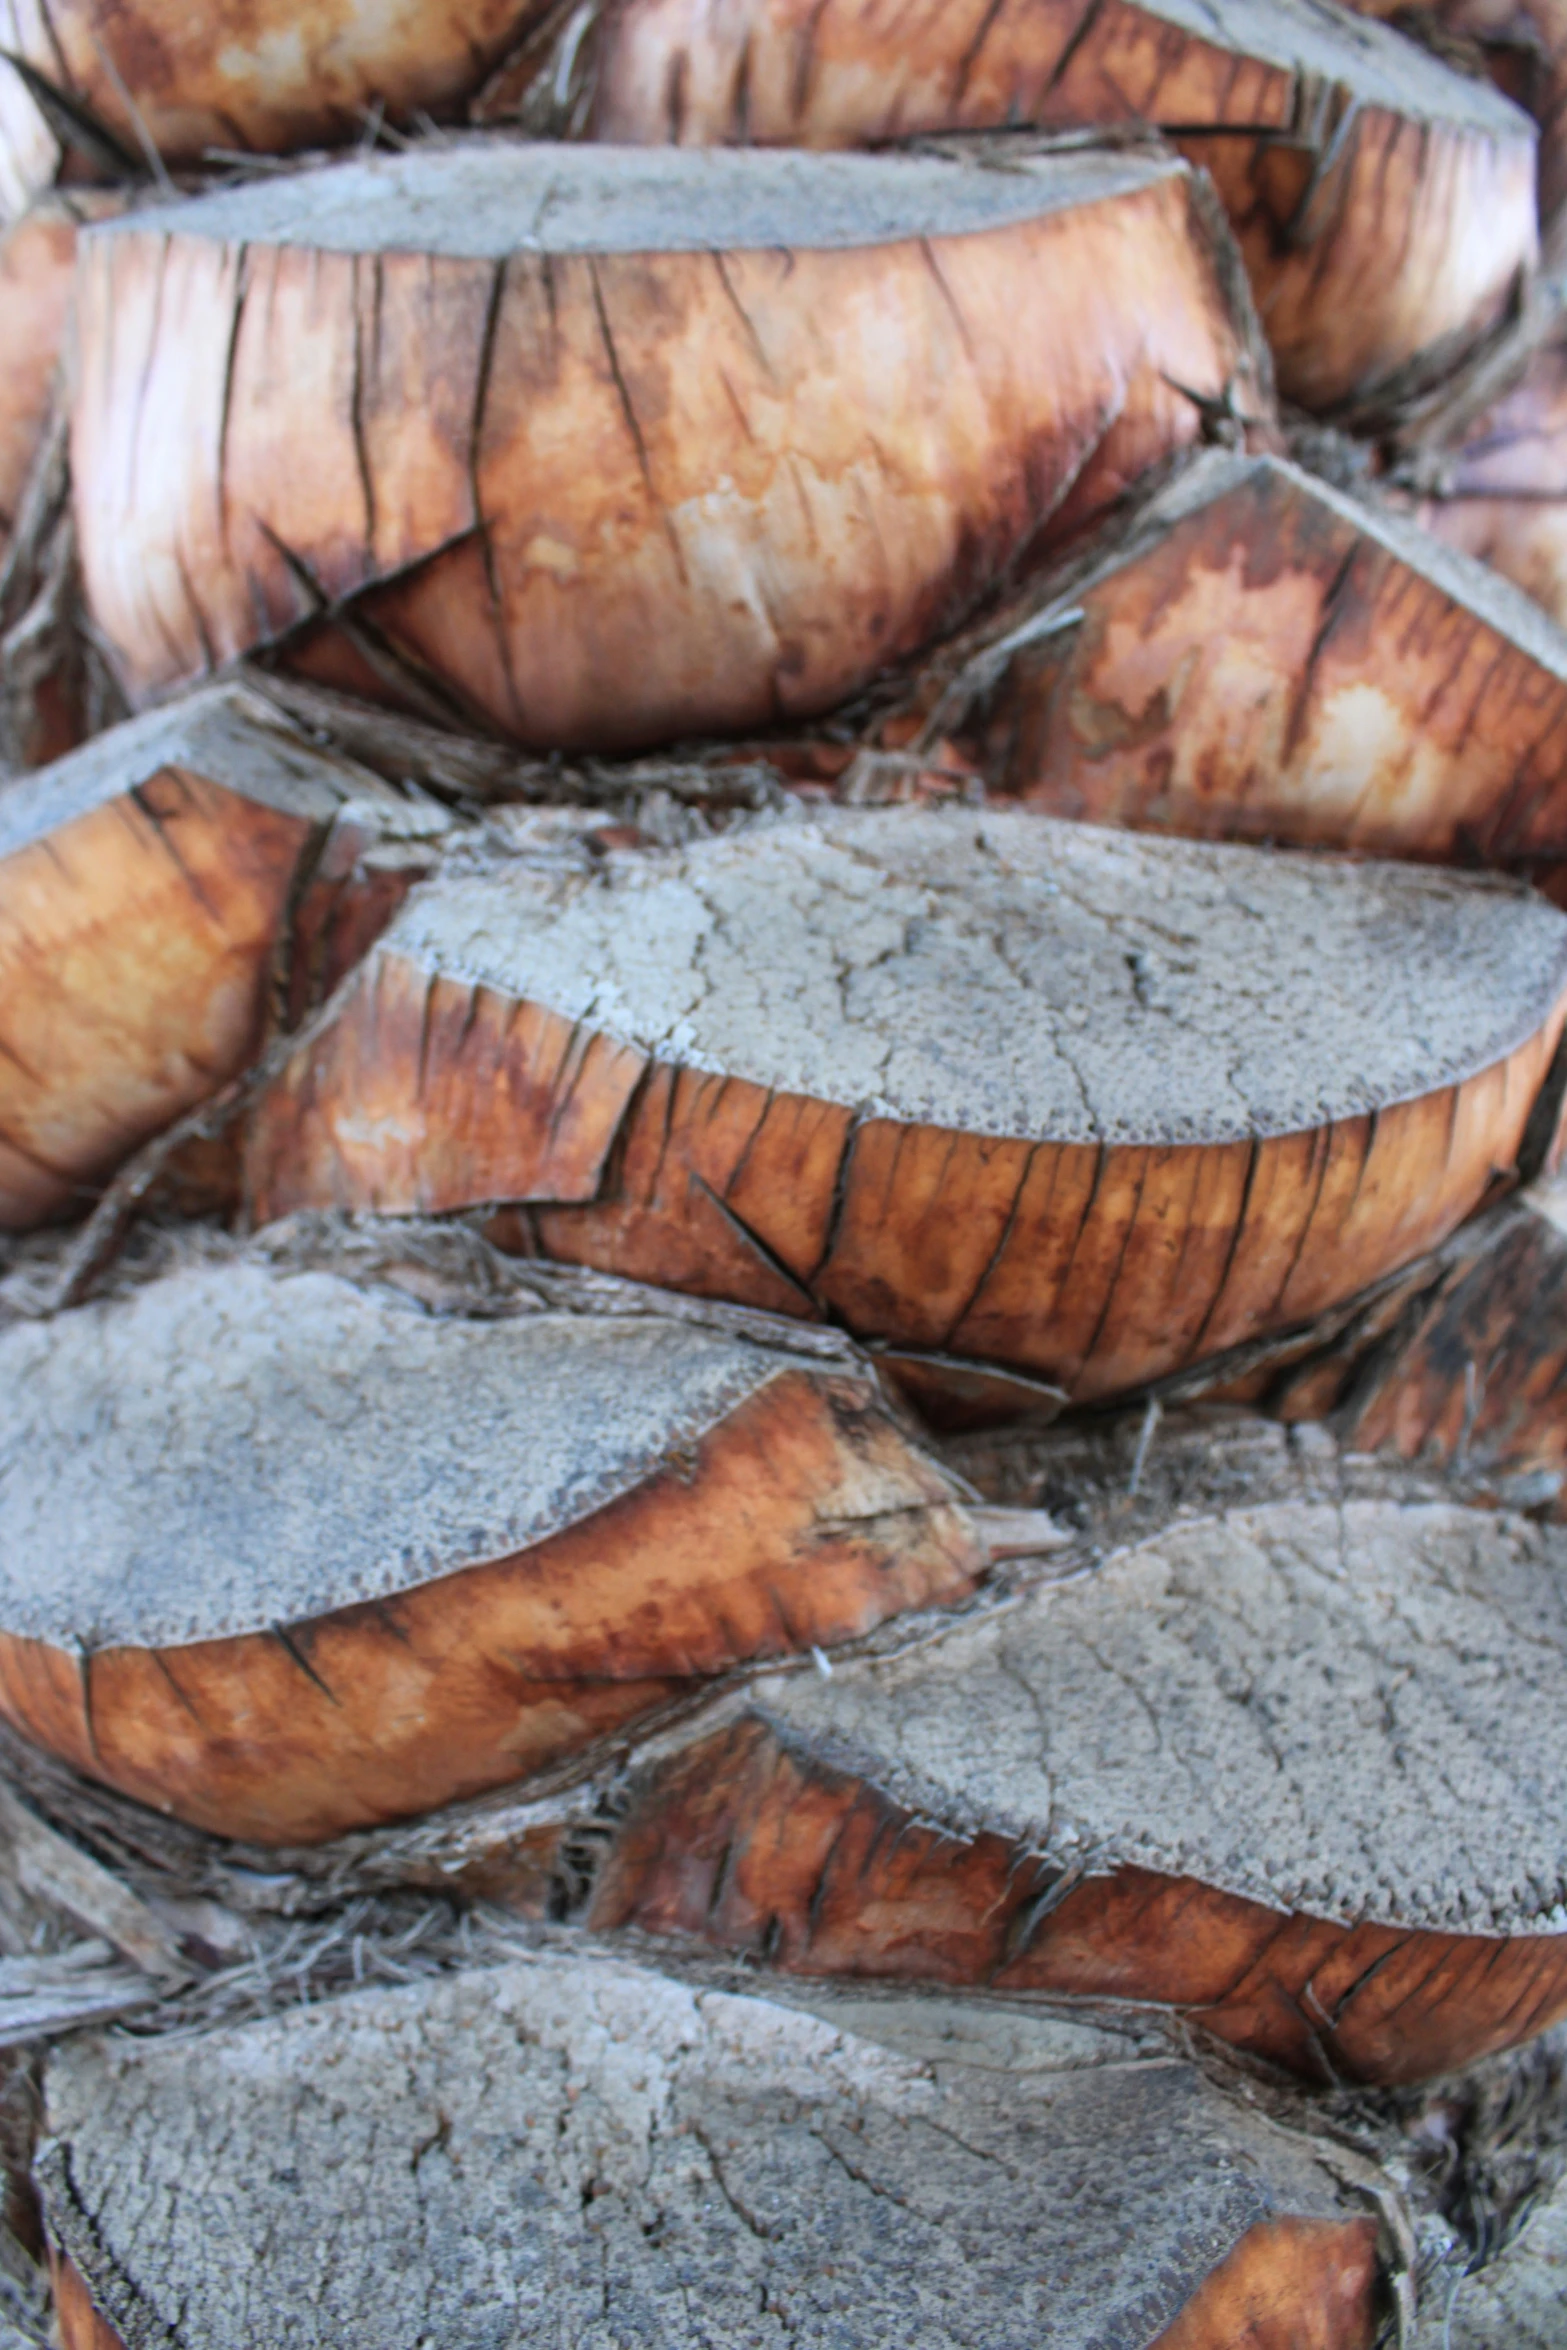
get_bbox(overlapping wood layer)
[70,139,1265,747]
[0,1243,980,1841]
[0,0,553,216]
[580,1482,1567,2084]
[244,805,1567,1403]
[0,685,444,1229]
[894,449,1567,889]
[39,1951,1384,2350]
[1349,0,1567,250]
[583,0,1536,417]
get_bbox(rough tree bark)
[0,0,556,214]
[244,803,1567,1402]
[0,1237,981,1840]
[574,1477,1567,2085]
[0,685,447,1230]
[578,0,1537,418]
[68,138,1268,748]
[1347,0,1567,258]
[35,1951,1387,2350]
[877,447,1567,893]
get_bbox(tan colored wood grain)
[0,0,552,190]
[928,452,1567,884]
[1346,0,1567,239]
[247,931,1567,1404]
[588,0,1537,415]
[0,1369,979,1843]
[52,2253,124,2350]
[0,772,316,1226]
[591,1715,1567,2087]
[70,143,1258,744]
[0,689,444,1229]
[1150,2217,1379,2350]
[0,197,109,544]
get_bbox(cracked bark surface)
[69,138,1264,748]
[582,1478,1567,2083]
[1346,0,1567,253]
[0,1235,980,1841]
[583,0,1536,418]
[894,447,1567,890]
[37,1948,1383,2350]
[0,684,447,1230]
[245,803,1567,1402]
[0,0,556,213]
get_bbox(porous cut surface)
[385,808,1567,1143]
[86,138,1176,259]
[0,1263,789,1647]
[0,684,409,857]
[38,1951,1352,2350]
[746,1496,1567,1934]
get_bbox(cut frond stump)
[0,0,557,212]
[582,0,1536,419]
[40,1952,1385,2350]
[1348,0,1567,258]
[0,684,447,1229]
[70,139,1266,749]
[245,806,1567,1404]
[583,1478,1567,2084]
[896,448,1567,888]
[0,1244,980,1841]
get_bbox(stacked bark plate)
[1,17,1567,2347]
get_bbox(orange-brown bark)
[0,1371,979,1844]
[52,2255,122,2350]
[0,197,107,546]
[0,0,552,196]
[0,702,437,1229]
[912,451,1567,880]
[0,771,314,1227]
[589,1718,1567,2086]
[245,933,1567,1404]
[70,143,1261,745]
[1348,0,1567,238]
[1149,2218,1379,2350]
[587,0,1537,416]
